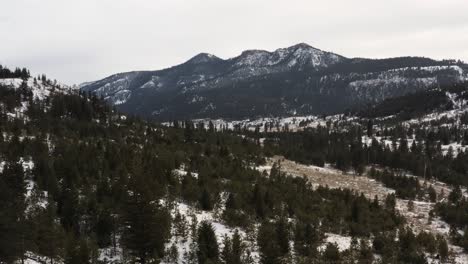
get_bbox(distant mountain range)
[80,43,468,120]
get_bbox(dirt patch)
[265,156,394,200]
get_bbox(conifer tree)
[258,221,281,264]
[121,163,170,263]
[276,217,290,256]
[197,221,219,264]
[221,235,233,264]
[200,188,214,211]
[0,160,27,263]
[231,230,243,264]
[34,201,65,263]
[322,243,340,263]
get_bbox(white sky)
[1,0,467,84]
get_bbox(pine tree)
[367,120,374,138]
[197,221,219,264]
[122,165,171,263]
[231,229,244,264]
[276,217,290,256]
[64,235,89,264]
[462,227,468,251]
[200,188,214,211]
[221,235,233,264]
[253,184,266,219]
[385,194,396,211]
[449,185,462,204]
[437,235,449,261]
[322,243,340,263]
[428,186,437,203]
[258,221,281,264]
[358,239,373,264]
[0,160,27,263]
[173,211,189,240]
[95,207,114,248]
[225,193,238,210]
[34,201,65,263]
[165,243,179,264]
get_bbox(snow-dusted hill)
[0,77,72,100]
[0,77,73,120]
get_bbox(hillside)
[5,65,468,263]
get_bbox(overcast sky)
[1,0,467,84]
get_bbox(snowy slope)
[0,77,73,121]
[0,77,71,100]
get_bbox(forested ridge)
[353,82,468,121]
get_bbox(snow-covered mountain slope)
[80,43,468,120]
[0,77,73,120]
[0,78,70,100]
[342,65,467,103]
[229,43,343,74]
[403,89,468,127]
[82,43,344,100]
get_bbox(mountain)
[82,43,468,120]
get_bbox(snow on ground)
[173,168,199,179]
[362,135,468,157]
[92,200,256,264]
[5,101,30,120]
[20,157,34,171]
[307,163,342,175]
[25,180,49,212]
[0,157,48,212]
[318,233,352,252]
[161,201,258,264]
[254,165,272,174]
[441,142,468,157]
[0,78,69,100]
[98,241,123,264]
[403,90,468,129]
[362,135,398,149]
[175,202,238,241]
[163,114,357,133]
[22,252,60,264]
[1,77,73,122]
[405,107,468,126]
[20,157,49,212]
[0,157,34,175]
[452,247,468,264]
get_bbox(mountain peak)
[289,42,315,49]
[276,43,321,53]
[186,53,221,64]
[240,49,270,56]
